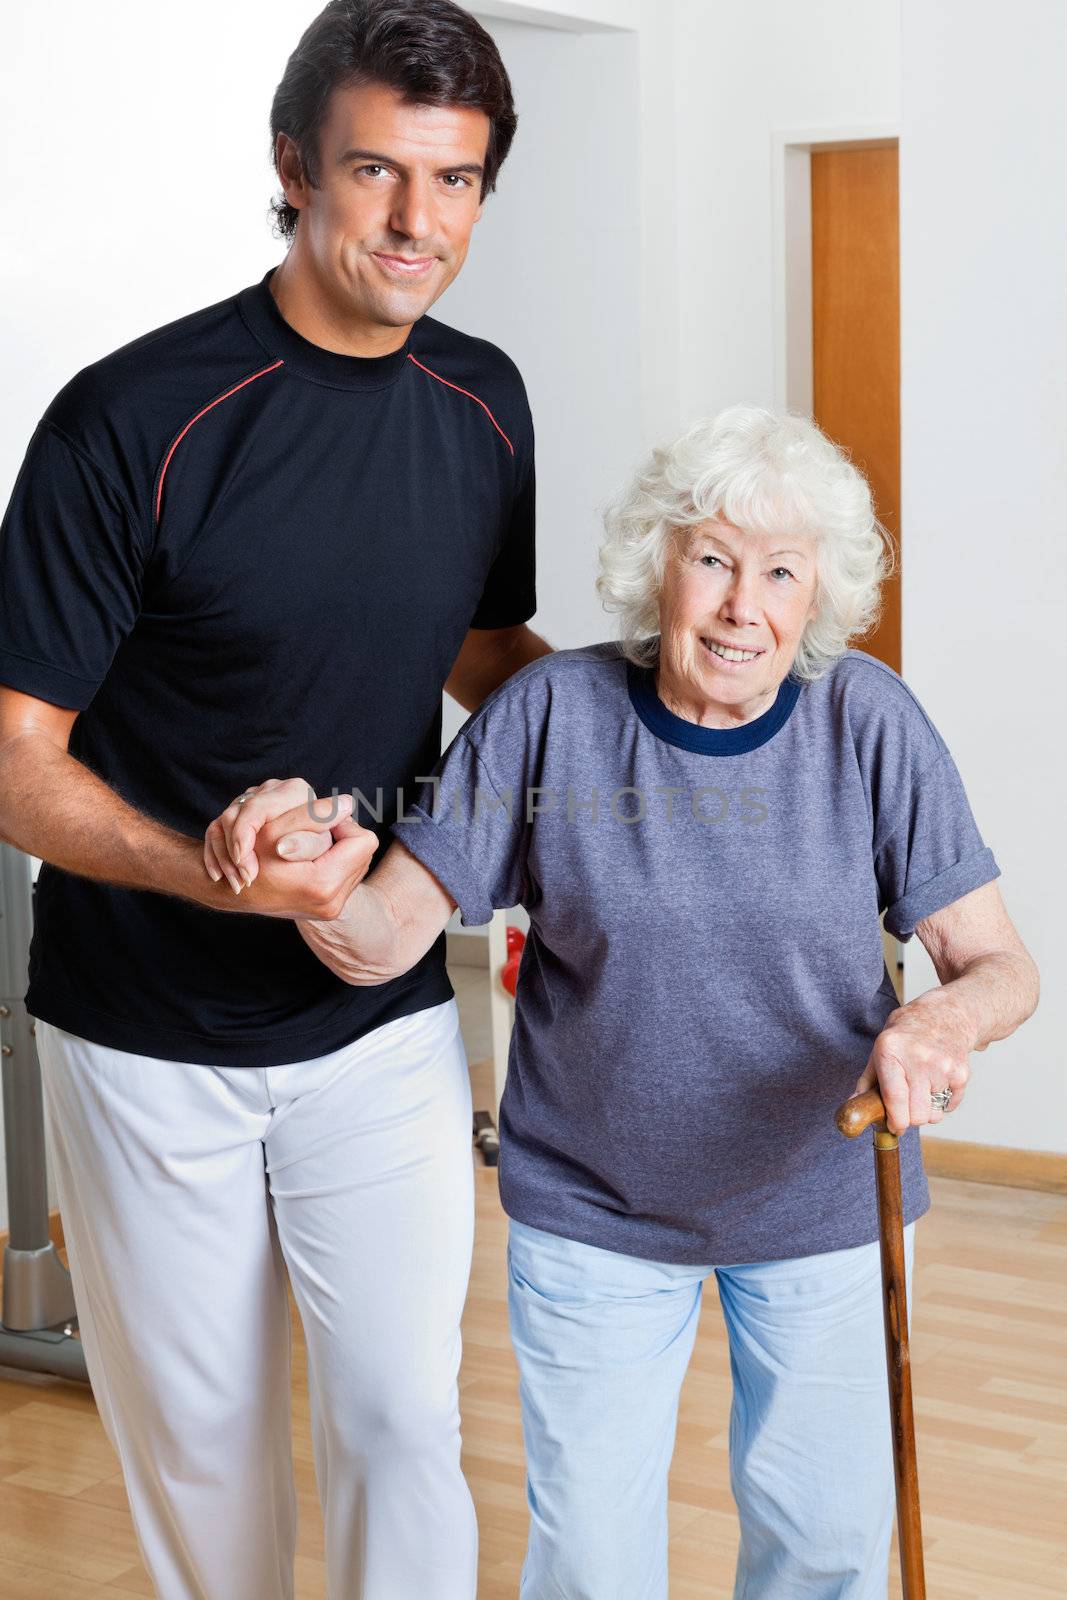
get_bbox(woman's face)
[657,518,820,726]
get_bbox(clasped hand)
[203,778,377,920]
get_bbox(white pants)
[36,998,477,1600]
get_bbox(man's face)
[278,79,490,331]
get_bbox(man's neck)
[269,252,411,359]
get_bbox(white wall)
[442,14,644,745]
[671,0,900,422]
[899,0,1067,1152]
[0,3,330,450]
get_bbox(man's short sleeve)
[876,747,1000,941]
[391,726,529,927]
[469,450,536,629]
[0,421,147,709]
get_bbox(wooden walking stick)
[836,1087,926,1600]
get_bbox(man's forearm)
[484,626,554,702]
[0,731,236,912]
[504,624,554,676]
[909,949,1040,1052]
[448,623,553,711]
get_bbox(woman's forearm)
[297,839,457,985]
[298,879,402,984]
[909,949,1039,1052]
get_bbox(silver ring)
[930,1087,953,1112]
[234,790,256,808]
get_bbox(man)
[0,3,551,1596]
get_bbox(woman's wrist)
[904,948,1038,1055]
[897,984,978,1054]
[299,879,402,985]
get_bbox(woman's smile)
[699,635,767,669]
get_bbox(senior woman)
[207,406,1038,1600]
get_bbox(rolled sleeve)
[876,748,1000,942]
[394,802,497,927]
[883,846,1000,940]
[391,730,528,927]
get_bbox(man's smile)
[371,251,438,279]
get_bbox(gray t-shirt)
[392,641,999,1265]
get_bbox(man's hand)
[203,778,377,920]
[851,990,974,1135]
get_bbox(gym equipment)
[0,842,89,1383]
[836,1086,925,1599]
[468,913,520,1167]
[472,1109,500,1167]
[499,925,526,999]
[472,925,527,1166]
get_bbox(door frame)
[771,125,899,414]
[472,0,637,30]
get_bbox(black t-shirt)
[0,267,536,1065]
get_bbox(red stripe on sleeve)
[406,354,515,456]
[154,359,284,523]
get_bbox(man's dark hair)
[269,0,518,242]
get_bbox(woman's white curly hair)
[596,404,894,681]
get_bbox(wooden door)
[811,143,900,672]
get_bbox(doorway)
[811,142,900,672]
[774,131,901,671]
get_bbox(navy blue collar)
[626,653,802,755]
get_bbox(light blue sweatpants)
[507,1216,916,1600]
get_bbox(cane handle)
[835,1087,888,1139]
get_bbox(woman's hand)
[852,884,1040,1135]
[203,777,343,891]
[852,991,974,1135]
[202,782,456,981]
[202,778,377,919]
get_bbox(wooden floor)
[1,1165,1064,1598]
